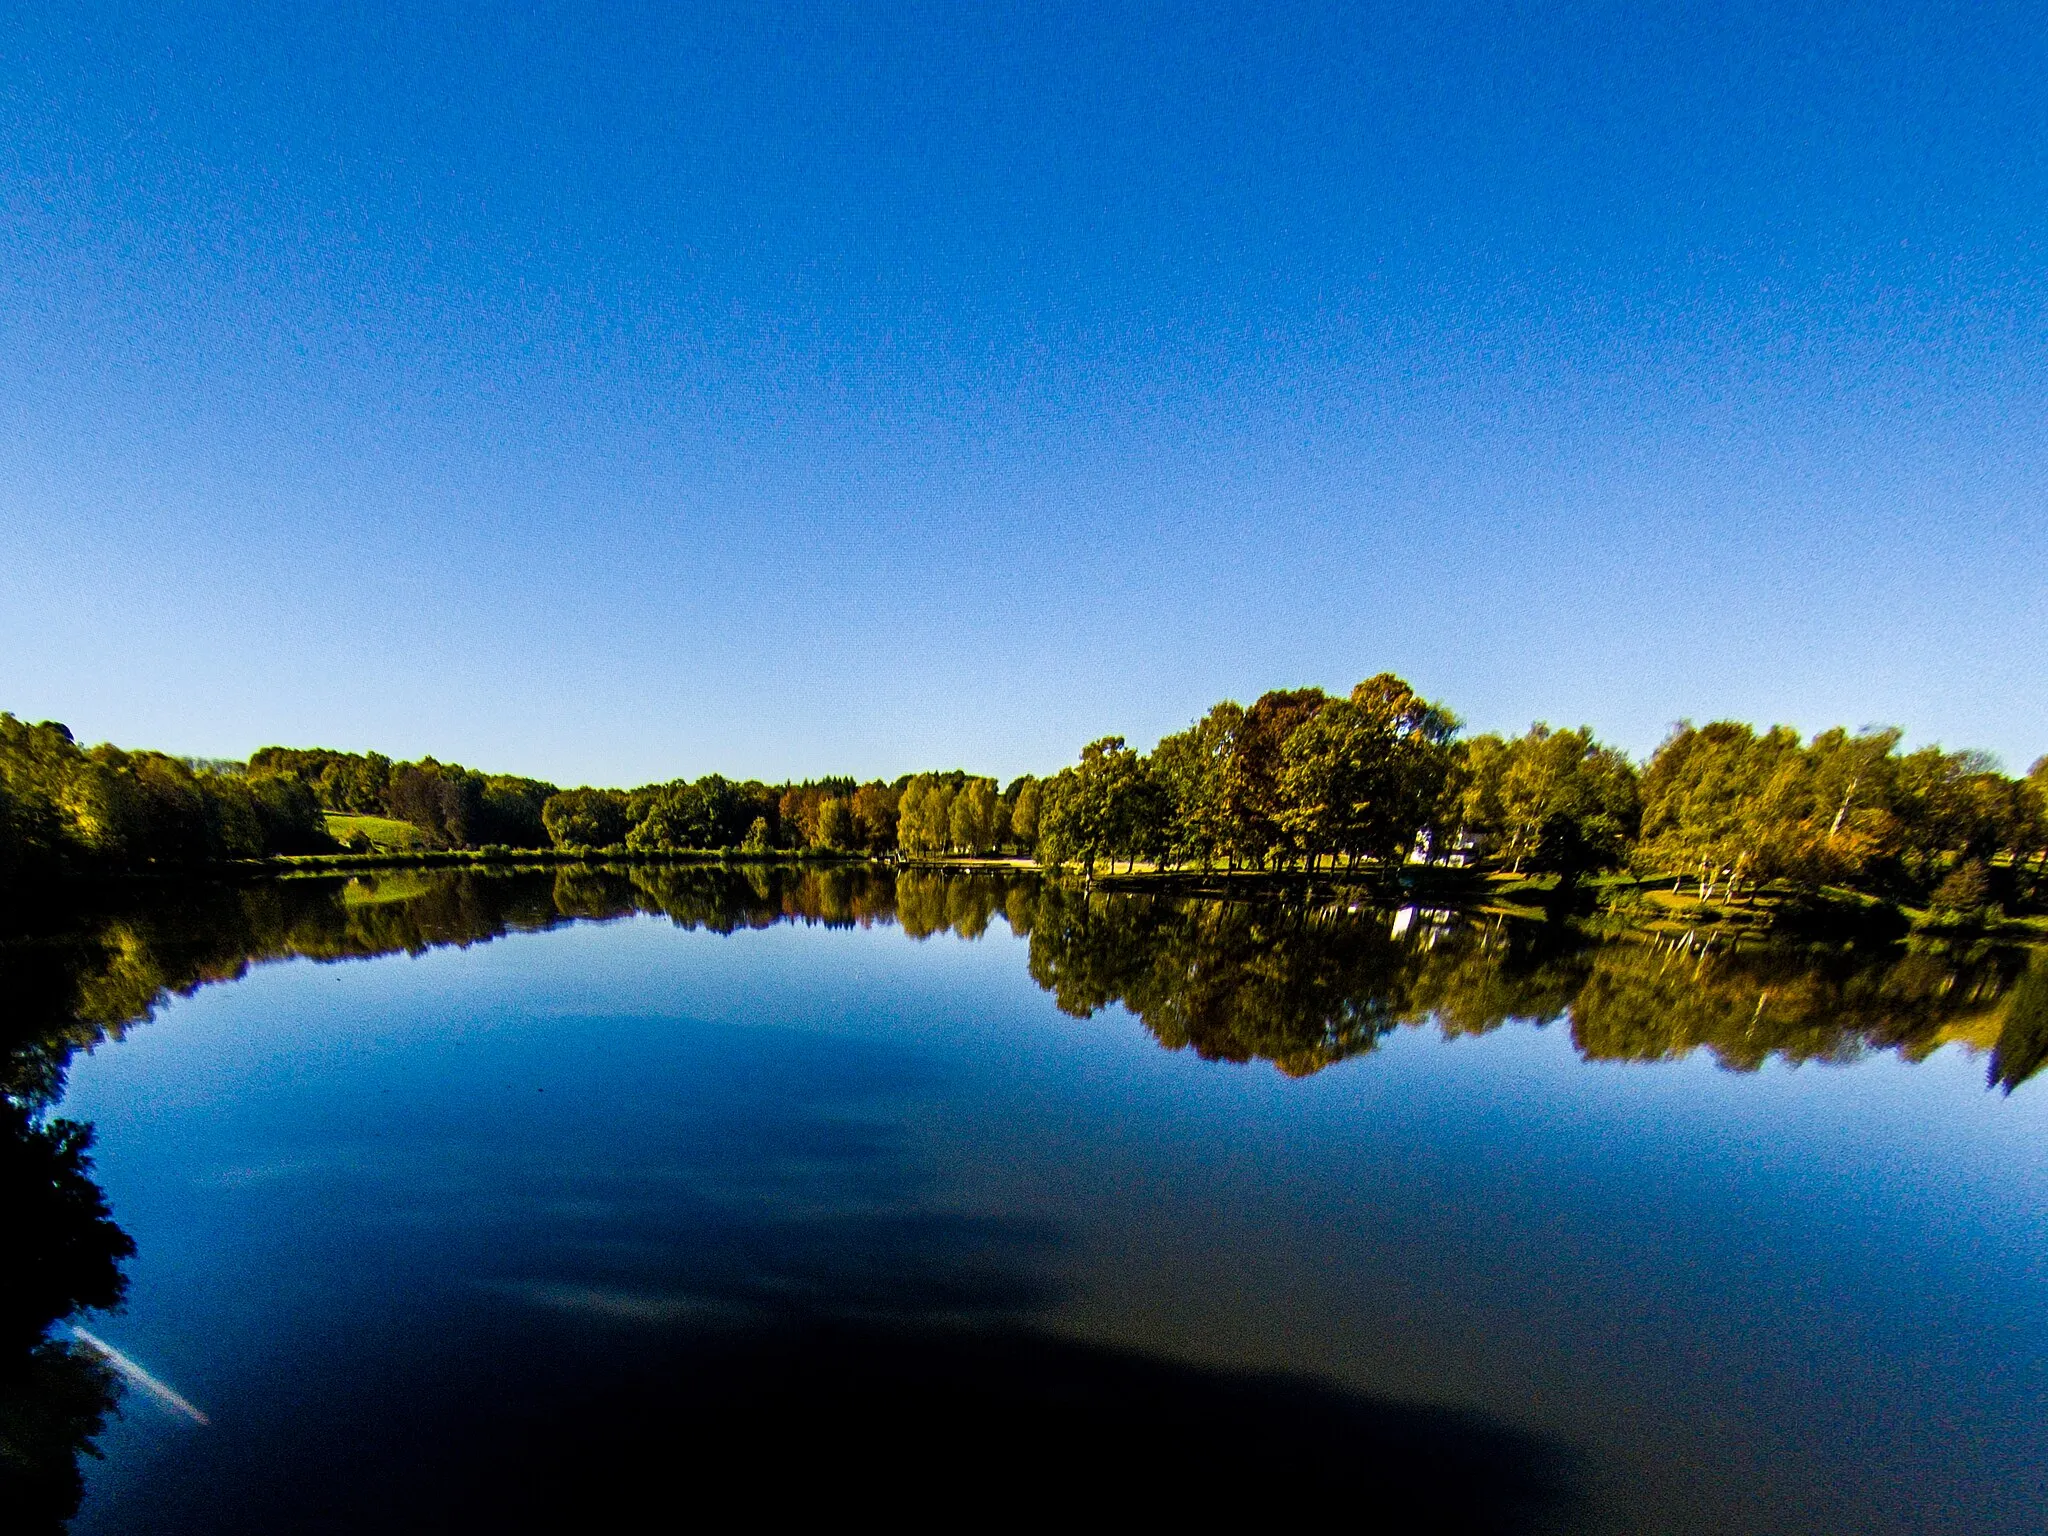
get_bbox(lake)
[6,865,2046,1533]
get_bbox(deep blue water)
[47,903,2048,1533]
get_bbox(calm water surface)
[11,868,2048,1532]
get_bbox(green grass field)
[324,812,428,851]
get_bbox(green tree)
[897,776,956,856]
[1445,734,1511,857]
[816,796,856,850]
[1007,777,1042,853]
[624,787,695,852]
[1036,738,1161,879]
[1274,673,1459,869]
[472,775,556,848]
[949,778,1000,855]
[2020,757,2048,896]
[245,770,331,853]
[1149,703,1240,869]
[1638,722,1806,897]
[385,760,485,848]
[542,787,629,850]
[1641,723,1913,897]
[1891,747,2013,883]
[1478,725,1639,876]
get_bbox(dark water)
[5,865,2046,1532]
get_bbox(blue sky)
[2,1,2042,785]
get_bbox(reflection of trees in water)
[1570,929,2044,1077]
[8,866,2047,1108]
[1026,889,1390,1075]
[1988,957,2048,1093]
[3,865,2045,1525]
[0,866,995,1107]
[1014,888,2048,1085]
[1,896,137,1530]
[0,860,1018,1528]
[894,869,1012,940]
[0,870,600,1530]
[0,1105,131,1530]
[1020,891,1590,1075]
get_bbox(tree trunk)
[1828,778,1859,843]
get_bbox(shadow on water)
[86,1201,1578,1535]
[4,863,2046,1528]
[226,1324,1574,1532]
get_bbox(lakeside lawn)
[323,812,429,852]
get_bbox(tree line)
[1033,675,2048,908]
[5,677,2045,907]
[528,770,1046,859]
[247,748,1058,862]
[0,716,331,874]
[0,721,1052,877]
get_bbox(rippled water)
[8,867,2046,1532]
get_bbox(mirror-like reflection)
[9,864,2045,1096]
[3,864,2045,1530]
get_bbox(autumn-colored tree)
[779,785,825,847]
[1219,689,1328,868]
[851,781,900,851]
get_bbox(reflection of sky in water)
[58,914,2048,1535]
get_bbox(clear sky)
[2,1,2042,786]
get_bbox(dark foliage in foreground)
[0,1105,131,1530]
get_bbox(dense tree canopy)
[1030,677,2043,906]
[1276,675,1460,868]
[1037,738,1165,877]
[1633,724,2044,901]
[1,716,328,876]
[1448,724,1641,876]
[251,746,556,849]
[5,678,2043,911]
[1040,677,1465,879]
